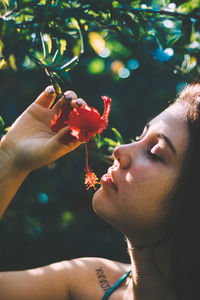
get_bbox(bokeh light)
[141,4,147,9]
[61,210,75,225]
[127,59,140,70]
[89,32,105,54]
[22,56,31,68]
[38,193,49,204]
[98,48,110,58]
[118,67,130,79]
[111,60,124,73]
[163,20,174,29]
[87,58,105,74]
[164,48,174,57]
[168,3,176,11]
[189,41,200,49]
[176,81,187,93]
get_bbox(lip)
[101,173,118,192]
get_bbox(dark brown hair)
[170,83,200,300]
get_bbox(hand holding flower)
[0,86,85,173]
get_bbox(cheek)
[124,160,158,185]
[119,165,179,226]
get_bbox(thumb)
[48,126,81,150]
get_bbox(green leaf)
[167,34,182,47]
[103,137,119,148]
[70,18,84,54]
[49,55,79,72]
[47,40,76,69]
[51,77,62,97]
[46,49,63,68]
[49,37,60,57]
[180,54,197,73]
[60,56,79,71]
[94,128,124,151]
[59,39,67,55]
[0,116,5,132]
[54,69,72,84]
[0,1,7,15]
[46,71,63,97]
[76,21,84,54]
[40,32,52,60]
[123,13,139,39]
[111,128,124,144]
[94,134,103,148]
[2,0,9,5]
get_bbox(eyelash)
[146,148,162,162]
[136,135,163,162]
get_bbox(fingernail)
[76,100,82,107]
[45,85,55,95]
[64,92,73,102]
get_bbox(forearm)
[0,148,29,218]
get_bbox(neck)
[126,235,176,300]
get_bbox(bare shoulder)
[68,257,131,300]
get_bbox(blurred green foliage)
[0,0,200,270]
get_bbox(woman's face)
[92,102,190,241]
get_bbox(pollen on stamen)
[84,169,101,190]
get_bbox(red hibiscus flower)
[50,96,111,190]
[67,96,111,142]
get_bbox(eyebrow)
[145,123,177,156]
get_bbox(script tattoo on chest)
[96,267,111,293]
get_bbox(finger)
[64,90,78,102]
[71,98,87,108]
[35,86,56,108]
[49,126,81,150]
[51,90,78,113]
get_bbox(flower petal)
[101,96,111,122]
[67,106,102,142]
[50,103,70,133]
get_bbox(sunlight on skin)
[28,262,70,275]
[49,262,67,271]
[27,269,44,276]
[26,260,93,281]
[70,260,85,267]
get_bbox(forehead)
[149,103,190,159]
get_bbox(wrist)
[0,147,30,179]
[0,146,29,218]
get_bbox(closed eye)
[146,148,163,162]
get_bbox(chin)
[92,186,104,213]
[92,187,119,228]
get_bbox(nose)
[113,144,132,169]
